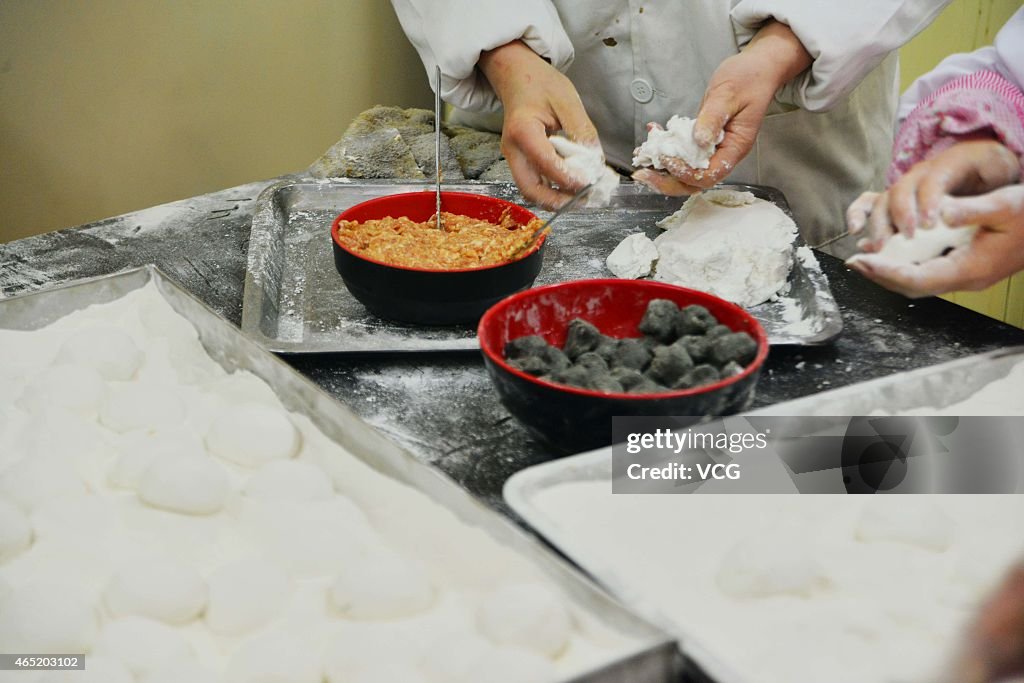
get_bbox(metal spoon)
[510,183,593,259]
[434,65,443,231]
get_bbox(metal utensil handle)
[435,65,443,231]
[511,183,594,259]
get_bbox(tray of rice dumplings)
[241,179,842,353]
[0,265,679,682]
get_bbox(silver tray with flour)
[241,179,841,353]
[0,265,679,682]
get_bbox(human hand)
[847,140,1021,250]
[845,183,1024,297]
[479,40,599,209]
[949,562,1024,683]
[633,21,811,196]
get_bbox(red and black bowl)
[331,191,546,326]
[478,279,769,453]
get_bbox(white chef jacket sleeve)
[729,1,952,112]
[390,0,575,113]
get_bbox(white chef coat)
[392,0,951,253]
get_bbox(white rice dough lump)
[0,497,33,561]
[477,582,573,659]
[633,115,723,171]
[98,382,187,433]
[0,456,87,513]
[206,403,302,467]
[855,498,954,553]
[93,616,194,679]
[419,632,494,683]
[143,661,219,683]
[348,662,430,683]
[53,326,143,381]
[243,459,334,502]
[716,531,830,599]
[606,232,659,279]
[464,646,559,683]
[548,135,620,208]
[137,454,229,515]
[224,632,323,683]
[107,429,206,491]
[68,655,135,683]
[0,583,98,654]
[17,364,106,417]
[103,556,208,625]
[329,550,435,620]
[204,558,291,636]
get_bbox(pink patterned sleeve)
[888,70,1024,185]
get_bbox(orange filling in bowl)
[334,210,543,270]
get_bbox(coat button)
[630,78,653,103]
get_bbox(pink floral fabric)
[889,70,1024,185]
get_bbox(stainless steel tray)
[0,265,679,683]
[241,179,841,353]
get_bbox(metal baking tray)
[0,265,679,683]
[241,179,841,353]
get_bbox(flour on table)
[549,135,620,208]
[0,282,641,679]
[606,232,658,279]
[878,360,1024,416]
[607,189,796,308]
[632,115,723,171]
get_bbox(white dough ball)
[205,558,291,636]
[17,364,106,416]
[351,663,428,683]
[108,430,206,490]
[93,617,194,679]
[54,327,143,381]
[477,583,572,658]
[329,551,435,620]
[0,497,33,561]
[137,455,229,515]
[717,532,829,599]
[103,556,208,625]
[419,632,493,682]
[0,583,98,654]
[206,403,301,467]
[0,456,86,512]
[99,383,186,433]
[855,498,954,553]
[243,459,334,502]
[142,660,219,683]
[69,656,134,683]
[464,646,558,683]
[223,633,322,683]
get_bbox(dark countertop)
[4,178,1024,515]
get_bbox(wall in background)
[0,1,432,242]
[897,0,1021,326]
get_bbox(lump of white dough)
[349,663,429,683]
[107,429,204,491]
[54,326,143,381]
[548,135,619,207]
[93,616,194,679]
[206,403,301,467]
[0,583,98,654]
[98,383,186,433]
[137,454,229,515]
[607,232,659,279]
[653,191,796,307]
[464,646,558,683]
[144,661,219,683]
[849,220,978,266]
[249,498,376,579]
[420,631,493,682]
[205,558,291,635]
[329,550,435,620]
[477,582,572,658]
[17,364,106,417]
[716,532,829,599]
[103,556,208,625]
[0,456,86,513]
[854,498,954,553]
[633,115,723,171]
[72,655,135,683]
[0,497,33,561]
[224,633,323,683]
[243,459,334,502]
